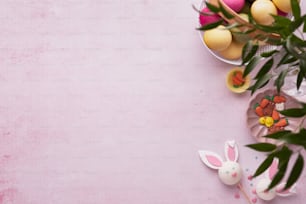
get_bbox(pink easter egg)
[223,0,245,12]
[277,8,288,16]
[199,7,221,26]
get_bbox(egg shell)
[199,7,222,26]
[222,0,245,12]
[251,0,277,25]
[272,0,299,13]
[203,25,232,51]
[219,40,244,60]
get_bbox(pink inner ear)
[269,160,278,179]
[276,188,290,194]
[206,155,222,167]
[227,146,236,161]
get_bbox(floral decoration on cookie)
[253,94,288,134]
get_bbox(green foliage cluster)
[195,0,306,191]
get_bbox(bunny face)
[199,140,242,186]
[256,178,276,201]
[255,158,296,201]
[218,161,242,185]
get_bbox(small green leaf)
[283,57,297,65]
[242,43,259,66]
[246,143,277,152]
[291,0,301,20]
[253,156,274,178]
[268,162,287,189]
[289,17,304,32]
[297,70,304,90]
[218,2,234,19]
[274,69,288,93]
[196,20,223,31]
[261,50,279,58]
[280,108,306,117]
[205,2,220,13]
[264,130,292,139]
[243,56,261,77]
[285,154,304,190]
[303,16,306,32]
[249,73,271,95]
[255,58,274,79]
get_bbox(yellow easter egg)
[272,0,299,13]
[219,40,245,60]
[251,0,277,25]
[204,25,232,51]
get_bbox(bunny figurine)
[255,158,297,201]
[198,140,243,185]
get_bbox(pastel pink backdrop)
[0,0,305,203]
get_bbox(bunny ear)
[276,183,297,197]
[224,140,238,162]
[266,158,279,180]
[198,150,223,170]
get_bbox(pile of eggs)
[199,0,294,60]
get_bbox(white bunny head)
[199,140,242,185]
[255,158,297,201]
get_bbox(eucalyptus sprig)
[241,0,306,95]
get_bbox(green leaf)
[261,50,279,58]
[218,2,234,19]
[264,130,292,139]
[277,52,290,68]
[289,17,304,32]
[242,43,259,66]
[196,20,223,31]
[205,2,220,13]
[297,70,304,90]
[253,156,274,178]
[285,154,304,190]
[283,57,297,65]
[246,143,277,152]
[255,58,274,79]
[243,56,261,78]
[268,161,287,189]
[249,73,271,95]
[280,108,306,117]
[274,69,288,93]
[268,147,292,190]
[291,0,301,20]
[303,16,306,32]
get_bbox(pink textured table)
[0,0,305,203]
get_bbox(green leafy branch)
[247,104,306,190]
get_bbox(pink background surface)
[0,0,305,203]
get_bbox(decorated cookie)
[199,140,242,185]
